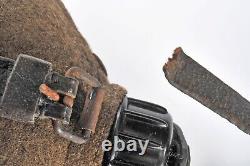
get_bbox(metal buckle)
[52,67,105,144]
[0,54,105,144]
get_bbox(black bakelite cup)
[103,97,190,166]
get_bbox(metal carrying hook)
[43,67,106,144]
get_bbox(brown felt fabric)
[0,1,126,165]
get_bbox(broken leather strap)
[0,54,105,144]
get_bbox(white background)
[62,1,250,165]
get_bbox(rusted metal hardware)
[65,66,101,87]
[52,66,105,144]
[63,96,74,108]
[45,72,79,98]
[78,87,105,133]
[163,47,250,135]
[39,84,60,102]
[0,54,105,144]
[38,71,79,124]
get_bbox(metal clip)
[38,72,79,124]
[0,55,105,144]
[52,67,105,144]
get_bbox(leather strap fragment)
[163,47,250,135]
